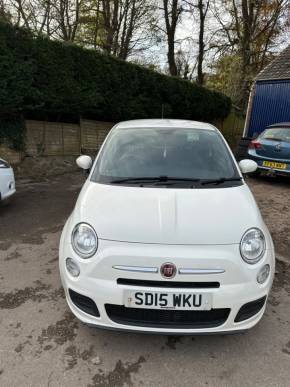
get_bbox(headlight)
[0,159,10,168]
[72,223,98,258]
[240,228,265,264]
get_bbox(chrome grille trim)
[112,266,225,275]
[178,268,225,275]
[113,265,158,273]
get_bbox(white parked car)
[0,158,16,202]
[59,119,275,334]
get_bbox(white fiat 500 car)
[59,119,275,334]
[0,158,16,202]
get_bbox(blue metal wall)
[246,80,290,137]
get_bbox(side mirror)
[238,159,258,174]
[76,155,92,171]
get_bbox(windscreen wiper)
[201,177,243,186]
[111,176,201,184]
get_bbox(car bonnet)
[74,182,263,245]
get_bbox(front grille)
[117,279,220,288]
[105,304,230,329]
[235,296,266,322]
[69,289,100,317]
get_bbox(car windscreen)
[91,128,240,186]
[260,128,290,142]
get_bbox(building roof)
[256,45,290,81]
[115,119,216,131]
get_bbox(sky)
[133,3,290,76]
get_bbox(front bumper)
[247,152,290,175]
[59,236,275,334]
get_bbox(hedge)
[0,21,231,149]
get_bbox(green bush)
[0,21,231,141]
[0,115,26,151]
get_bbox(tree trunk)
[197,0,209,85]
[240,0,252,111]
[163,0,180,76]
[167,30,178,76]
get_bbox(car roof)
[115,119,216,131]
[267,122,290,128]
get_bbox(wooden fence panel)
[25,120,45,156]
[62,123,80,155]
[44,122,63,155]
[80,119,114,152]
[24,119,114,157]
[0,145,23,164]
[80,119,98,151]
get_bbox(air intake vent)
[235,296,266,322]
[69,289,100,317]
[105,304,230,329]
[117,279,220,288]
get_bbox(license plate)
[124,290,212,310]
[262,161,286,169]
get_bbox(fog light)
[257,264,270,284]
[66,258,80,277]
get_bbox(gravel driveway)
[0,172,289,387]
[248,175,290,259]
